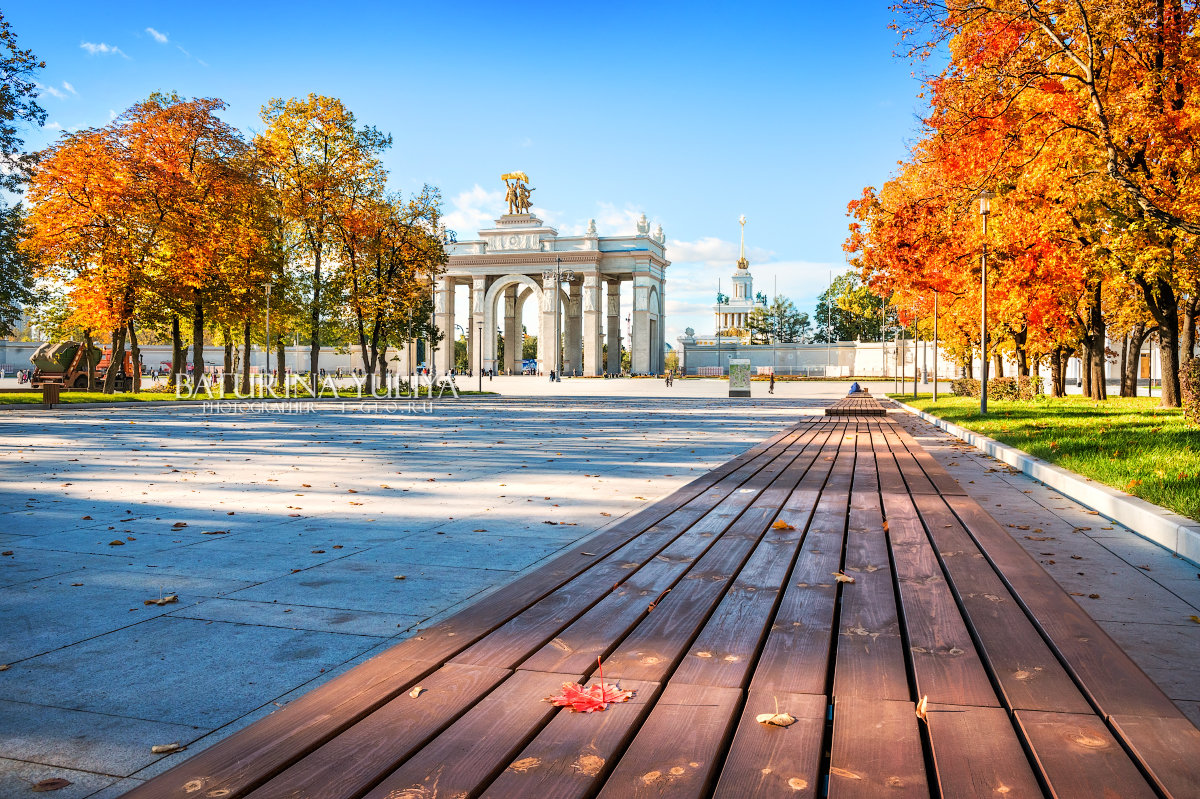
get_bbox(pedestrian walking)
[769,373,775,394]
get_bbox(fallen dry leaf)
[771,520,796,531]
[916,695,928,720]
[1,551,12,556]
[756,711,797,727]
[200,530,229,535]
[409,686,426,698]
[545,657,634,713]
[832,571,855,584]
[1189,615,1200,624]
[151,742,184,754]
[143,595,178,606]
[108,540,125,546]
[31,778,72,792]
[0,664,9,671]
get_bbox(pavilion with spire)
[713,215,767,342]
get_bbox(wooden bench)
[824,391,887,416]
[124,417,1200,799]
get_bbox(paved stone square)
[0,380,1197,797]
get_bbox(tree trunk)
[993,352,1004,378]
[1088,283,1107,400]
[103,327,127,394]
[1121,324,1150,397]
[83,329,96,391]
[191,299,205,384]
[1050,346,1070,397]
[1119,333,1130,396]
[222,325,235,395]
[241,321,251,395]
[275,333,286,392]
[169,315,183,388]
[1182,294,1198,366]
[126,322,141,393]
[963,357,973,379]
[1134,274,1182,406]
[1014,325,1029,377]
[1080,337,1093,398]
[310,243,322,395]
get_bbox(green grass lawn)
[890,393,1200,522]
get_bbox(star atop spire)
[737,214,749,270]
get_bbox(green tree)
[815,271,885,342]
[747,296,811,344]
[0,13,45,335]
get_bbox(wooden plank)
[118,658,437,799]
[828,696,928,798]
[452,429,814,671]
[1109,714,1200,799]
[670,524,801,688]
[946,495,1187,721]
[925,703,1044,798]
[888,420,968,495]
[1015,710,1158,799]
[871,424,910,496]
[243,663,510,799]
[360,669,577,799]
[834,431,909,701]
[883,491,1000,708]
[519,431,826,677]
[711,691,826,799]
[480,678,661,799]
[879,422,938,495]
[601,534,765,683]
[913,493,1092,714]
[595,682,742,799]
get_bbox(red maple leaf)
[545,658,635,713]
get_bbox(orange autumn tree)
[257,94,391,392]
[885,0,1200,405]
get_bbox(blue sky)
[6,1,931,343]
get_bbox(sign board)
[728,359,751,398]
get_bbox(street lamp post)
[933,290,939,402]
[264,282,273,393]
[978,189,995,415]
[542,257,574,382]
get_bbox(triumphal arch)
[435,174,669,376]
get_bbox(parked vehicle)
[30,341,135,390]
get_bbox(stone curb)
[891,399,1200,568]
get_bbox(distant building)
[713,216,766,342]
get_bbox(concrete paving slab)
[0,699,203,777]
[0,550,122,589]
[0,568,251,663]
[166,596,420,638]
[365,529,570,572]
[225,558,511,619]
[108,536,368,583]
[11,527,206,557]
[0,616,381,729]
[0,757,119,797]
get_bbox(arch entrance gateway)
[430,185,669,376]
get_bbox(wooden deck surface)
[824,393,888,416]
[124,416,1200,799]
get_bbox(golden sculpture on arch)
[502,172,535,215]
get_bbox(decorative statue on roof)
[586,218,597,236]
[654,224,665,244]
[756,291,768,306]
[636,213,650,235]
[501,172,535,214]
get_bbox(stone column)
[433,278,455,375]
[606,279,621,374]
[564,279,582,375]
[539,273,558,375]
[503,285,519,374]
[582,274,603,376]
[632,272,652,375]
[654,277,666,374]
[470,277,486,375]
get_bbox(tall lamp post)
[542,257,574,382]
[477,320,484,392]
[978,189,995,415]
[264,282,273,389]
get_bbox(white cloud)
[108,109,117,120]
[62,81,77,95]
[442,184,506,236]
[146,27,168,44]
[37,82,66,100]
[177,44,190,57]
[45,122,63,131]
[81,42,129,58]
